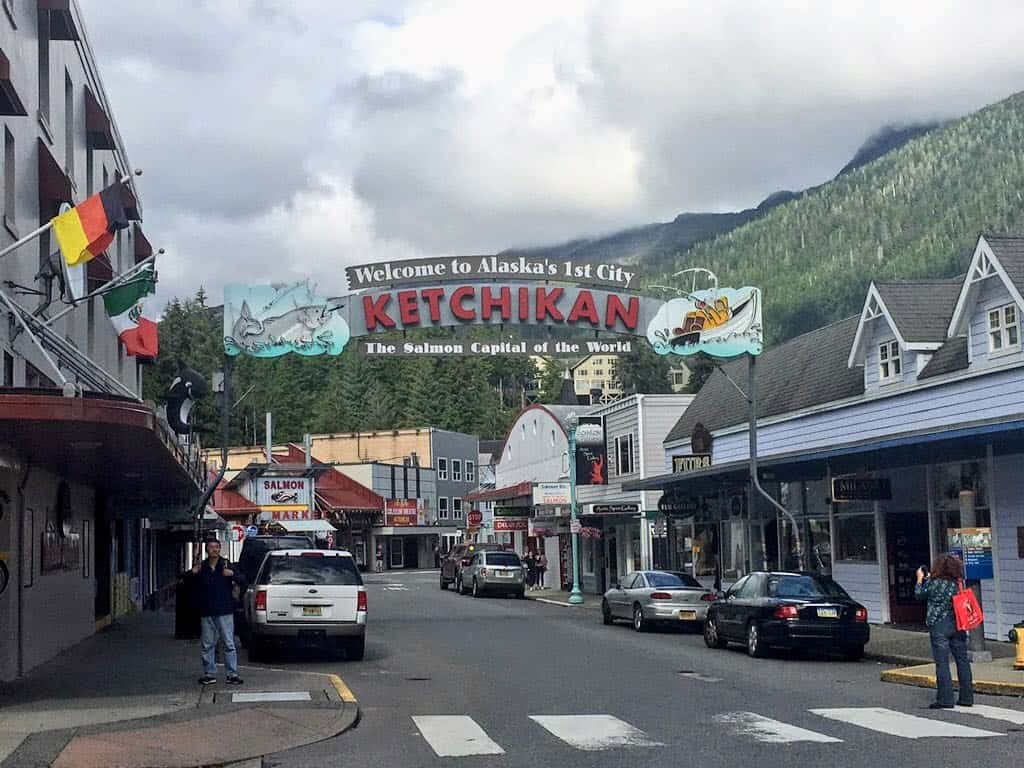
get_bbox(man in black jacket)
[191,538,246,686]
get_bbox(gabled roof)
[948,234,1024,336]
[848,279,959,367]
[918,336,969,381]
[666,316,864,444]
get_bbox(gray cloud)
[78,0,1024,315]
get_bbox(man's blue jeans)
[200,614,238,677]
[929,614,973,706]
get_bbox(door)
[609,572,636,617]
[94,496,112,621]
[887,513,929,625]
[389,538,404,569]
[717,575,749,639]
[605,533,618,595]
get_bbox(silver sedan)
[601,570,717,631]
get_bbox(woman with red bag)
[915,554,974,709]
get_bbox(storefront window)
[835,515,877,562]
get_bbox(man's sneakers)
[198,675,217,686]
[199,674,244,685]
[226,675,244,685]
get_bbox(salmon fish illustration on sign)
[224,283,350,357]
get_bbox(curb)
[880,668,1024,696]
[865,652,932,666]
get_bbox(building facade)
[628,234,1024,642]
[0,2,203,681]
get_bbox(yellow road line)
[329,674,357,703]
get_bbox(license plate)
[497,572,511,578]
[817,608,838,619]
[679,610,697,620]
[302,606,322,617]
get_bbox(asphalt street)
[260,570,1023,768]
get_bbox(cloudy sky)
[79,0,1024,312]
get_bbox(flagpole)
[41,252,158,328]
[0,221,54,261]
[0,285,69,387]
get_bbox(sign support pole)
[195,353,233,545]
[567,422,584,605]
[747,353,805,571]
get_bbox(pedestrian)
[526,550,537,590]
[915,554,974,709]
[375,545,385,573]
[190,538,246,686]
[536,551,547,589]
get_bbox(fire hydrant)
[1008,622,1024,670]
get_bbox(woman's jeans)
[929,614,974,706]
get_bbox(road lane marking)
[232,691,311,703]
[811,707,1003,738]
[529,715,662,750]
[954,704,1024,725]
[713,712,841,743]
[412,716,505,757]
[678,671,723,683]
[329,674,358,703]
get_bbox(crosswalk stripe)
[412,716,505,757]
[955,704,1024,725]
[528,715,662,751]
[713,712,842,743]
[810,707,1003,739]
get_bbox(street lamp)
[566,414,584,605]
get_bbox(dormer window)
[878,340,901,383]
[987,304,1019,355]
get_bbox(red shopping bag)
[953,580,984,631]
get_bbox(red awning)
[84,86,115,150]
[38,138,71,219]
[465,481,533,503]
[0,47,26,116]
[39,0,81,41]
[213,484,259,518]
[317,487,382,512]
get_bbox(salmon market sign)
[223,255,762,360]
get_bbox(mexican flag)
[102,265,158,357]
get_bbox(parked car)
[245,549,367,661]
[234,534,313,646]
[601,570,716,631]
[459,549,526,598]
[703,571,869,659]
[439,542,503,592]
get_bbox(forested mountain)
[147,93,1023,445]
[651,92,1024,341]
[501,121,938,271]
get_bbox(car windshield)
[766,575,850,599]
[258,555,362,586]
[646,571,702,588]
[486,552,522,566]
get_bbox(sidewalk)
[0,610,358,768]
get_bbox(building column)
[986,444,1005,639]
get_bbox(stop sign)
[467,511,483,526]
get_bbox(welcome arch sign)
[223,255,763,360]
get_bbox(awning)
[274,519,337,534]
[0,47,27,116]
[38,138,71,219]
[465,481,533,503]
[84,86,115,150]
[39,0,82,41]
[133,223,153,263]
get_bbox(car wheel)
[704,616,727,648]
[439,573,448,590]
[842,644,865,661]
[346,635,366,661]
[472,579,481,598]
[633,604,647,632]
[602,599,614,625]
[516,589,525,599]
[746,621,765,658]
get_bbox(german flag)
[52,182,129,267]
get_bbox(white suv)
[246,549,367,660]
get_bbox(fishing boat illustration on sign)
[646,273,763,358]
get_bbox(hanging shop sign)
[255,477,312,507]
[494,505,530,517]
[588,504,640,515]
[658,489,701,516]
[385,498,420,527]
[225,264,760,360]
[831,477,892,502]
[533,482,571,506]
[575,416,608,486]
[494,517,528,532]
[672,454,711,473]
[948,527,994,580]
